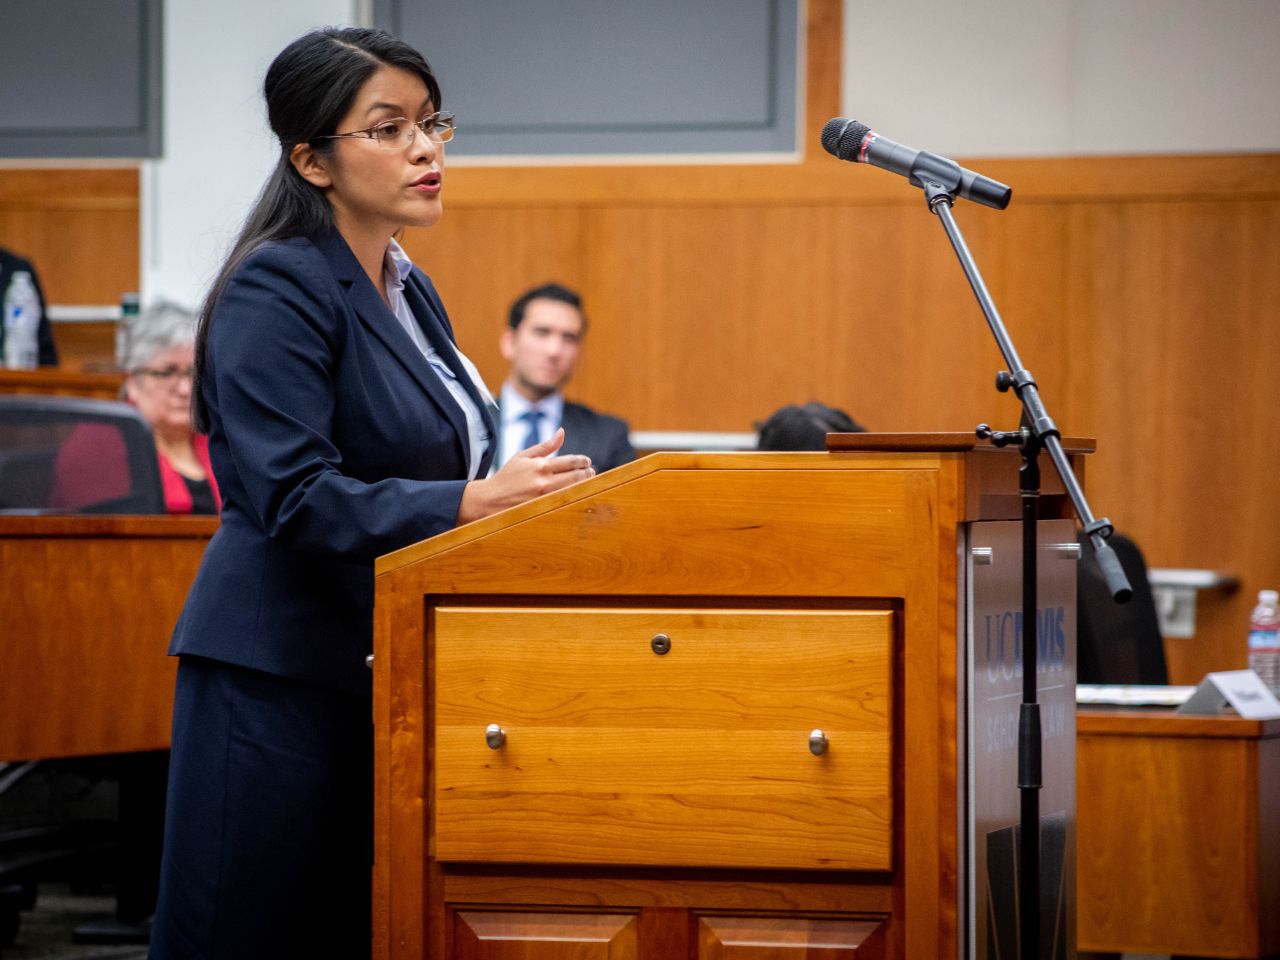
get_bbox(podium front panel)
[966,519,1078,960]
[433,604,893,870]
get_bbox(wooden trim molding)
[438,152,1280,208]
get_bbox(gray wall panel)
[381,0,798,157]
[0,0,161,157]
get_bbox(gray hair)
[124,300,196,372]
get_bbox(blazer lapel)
[311,231,472,465]
[405,273,498,475]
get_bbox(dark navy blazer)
[170,230,494,694]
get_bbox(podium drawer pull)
[809,729,829,756]
[485,724,506,749]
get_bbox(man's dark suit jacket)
[171,229,495,694]
[0,247,59,365]
[560,400,635,473]
[499,398,635,473]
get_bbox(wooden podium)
[372,438,1088,960]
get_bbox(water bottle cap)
[1260,589,1279,606]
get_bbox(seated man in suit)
[0,245,59,366]
[495,283,635,472]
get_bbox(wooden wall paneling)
[400,205,590,391]
[801,0,842,154]
[0,167,140,368]
[1065,198,1280,681]
[0,170,140,303]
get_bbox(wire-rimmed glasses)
[315,111,456,149]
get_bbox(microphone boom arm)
[920,179,1131,601]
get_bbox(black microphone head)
[821,117,871,161]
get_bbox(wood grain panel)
[452,910,638,960]
[442,874,894,914]
[382,463,912,599]
[375,449,986,959]
[697,916,887,959]
[433,607,892,870]
[1076,711,1280,957]
[0,515,214,760]
[1063,198,1280,682]
[0,168,139,305]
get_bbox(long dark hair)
[192,27,440,431]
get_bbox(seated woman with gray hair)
[52,301,221,514]
[121,301,220,513]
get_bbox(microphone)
[821,118,1012,210]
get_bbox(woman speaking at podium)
[150,28,594,959]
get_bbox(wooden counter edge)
[0,515,219,537]
[1077,708,1280,739]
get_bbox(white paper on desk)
[1076,683,1197,707]
[1176,669,1280,719]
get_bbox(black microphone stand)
[912,178,1133,959]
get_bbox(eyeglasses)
[316,111,456,149]
[134,364,194,384]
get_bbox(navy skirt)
[150,656,372,959]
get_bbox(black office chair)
[0,395,164,515]
[1076,531,1169,685]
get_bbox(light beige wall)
[844,0,1280,157]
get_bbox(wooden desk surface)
[1078,707,1280,738]
[0,367,125,401]
[1077,707,1280,958]
[0,515,216,761]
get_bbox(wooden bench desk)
[0,515,216,761]
[1077,708,1280,958]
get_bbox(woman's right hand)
[457,428,594,524]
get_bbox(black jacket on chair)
[1076,531,1169,685]
[0,247,60,366]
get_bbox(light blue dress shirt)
[384,240,493,480]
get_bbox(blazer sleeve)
[207,243,468,563]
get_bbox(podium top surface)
[826,432,1097,453]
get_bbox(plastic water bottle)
[1248,589,1280,695]
[117,292,140,370]
[3,270,41,368]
